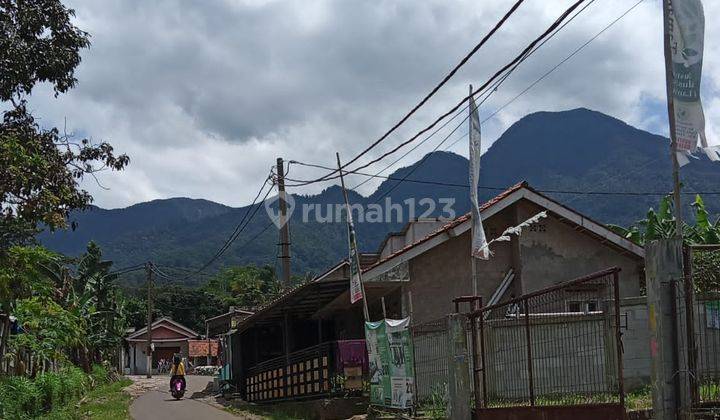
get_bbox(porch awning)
[234,278,350,333]
[312,281,401,319]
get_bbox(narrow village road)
[129,375,239,420]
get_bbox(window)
[566,300,600,313]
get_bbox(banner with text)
[666,0,717,162]
[365,318,415,409]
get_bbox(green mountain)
[37,108,720,286]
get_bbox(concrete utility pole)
[145,262,154,379]
[276,158,291,286]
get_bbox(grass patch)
[224,402,314,420]
[40,378,132,420]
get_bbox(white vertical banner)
[347,219,364,304]
[469,94,490,259]
[667,0,718,162]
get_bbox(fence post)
[612,270,625,407]
[683,247,698,408]
[523,298,535,406]
[447,313,471,420]
[646,239,687,420]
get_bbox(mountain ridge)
[38,108,720,285]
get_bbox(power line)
[290,0,598,192]
[296,0,528,186]
[445,0,646,152]
[107,263,146,276]
[288,160,720,196]
[170,173,275,280]
[288,0,589,187]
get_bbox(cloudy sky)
[25,0,720,209]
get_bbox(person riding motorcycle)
[169,354,186,395]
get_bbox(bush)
[0,365,113,419]
[34,372,63,411]
[0,375,42,419]
[89,365,109,386]
[60,366,88,403]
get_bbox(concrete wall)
[516,200,643,298]
[620,295,720,391]
[620,297,651,390]
[380,220,447,259]
[404,208,515,325]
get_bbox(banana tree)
[608,194,719,246]
[609,194,720,292]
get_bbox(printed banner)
[469,93,490,259]
[706,301,720,329]
[346,207,364,304]
[666,0,715,161]
[365,318,415,409]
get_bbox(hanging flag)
[347,218,364,304]
[666,0,718,163]
[469,93,490,259]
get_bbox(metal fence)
[410,297,480,404]
[467,267,625,414]
[410,317,450,403]
[685,245,720,408]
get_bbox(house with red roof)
[219,181,645,401]
[122,317,200,375]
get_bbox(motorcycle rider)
[169,353,186,393]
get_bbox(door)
[154,347,180,368]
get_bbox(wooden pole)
[336,152,370,321]
[469,84,480,296]
[276,158,292,285]
[662,0,684,239]
[145,262,154,378]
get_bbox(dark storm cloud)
[25,0,720,207]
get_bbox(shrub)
[89,364,109,386]
[34,372,63,411]
[59,366,88,403]
[0,364,113,419]
[0,375,42,419]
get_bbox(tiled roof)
[362,181,528,273]
[188,340,219,357]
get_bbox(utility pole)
[276,158,292,286]
[145,262,154,379]
[662,0,683,239]
[469,84,479,297]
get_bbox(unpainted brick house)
[360,181,645,325]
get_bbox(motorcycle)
[170,375,186,400]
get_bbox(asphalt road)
[130,375,238,420]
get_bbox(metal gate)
[683,244,720,413]
[466,267,626,419]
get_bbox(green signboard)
[365,318,415,409]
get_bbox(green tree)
[40,243,128,371]
[609,194,720,245]
[204,264,280,309]
[10,296,84,375]
[0,246,55,366]
[0,0,129,249]
[610,194,720,291]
